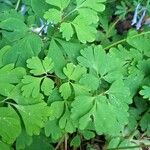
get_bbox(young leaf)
[44,9,62,24]
[72,16,97,43]
[60,23,74,41]
[59,82,72,99]
[70,135,81,148]
[27,57,54,76]
[140,86,150,100]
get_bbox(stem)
[0,98,9,104]
[62,8,77,21]
[104,30,150,50]
[65,134,68,150]
[55,136,65,150]
[15,0,21,10]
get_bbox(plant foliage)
[0,0,150,149]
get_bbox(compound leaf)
[27,57,54,76]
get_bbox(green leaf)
[78,45,122,81]
[41,78,54,96]
[14,102,51,136]
[50,101,65,119]
[46,0,70,10]
[76,0,106,12]
[16,130,32,150]
[0,107,21,144]
[140,111,150,136]
[0,18,28,42]
[44,0,106,43]
[118,139,139,150]
[0,141,10,150]
[9,84,44,105]
[140,86,150,100]
[48,39,67,79]
[45,119,63,140]
[59,107,75,133]
[81,130,95,140]
[72,16,97,43]
[0,64,26,96]
[24,135,54,150]
[127,31,150,57]
[76,0,106,25]
[63,63,87,81]
[31,0,50,17]
[79,74,100,91]
[44,9,62,24]
[70,135,81,148]
[0,46,11,68]
[27,57,54,76]
[60,22,74,41]
[21,75,42,98]
[71,80,131,136]
[59,82,72,99]
[3,33,43,66]
[0,9,24,22]
[107,137,120,149]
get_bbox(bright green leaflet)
[21,76,43,98]
[0,107,21,144]
[140,86,150,100]
[27,57,54,76]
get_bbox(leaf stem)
[15,0,21,10]
[104,30,150,50]
[65,134,68,150]
[0,98,9,104]
[55,135,65,150]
